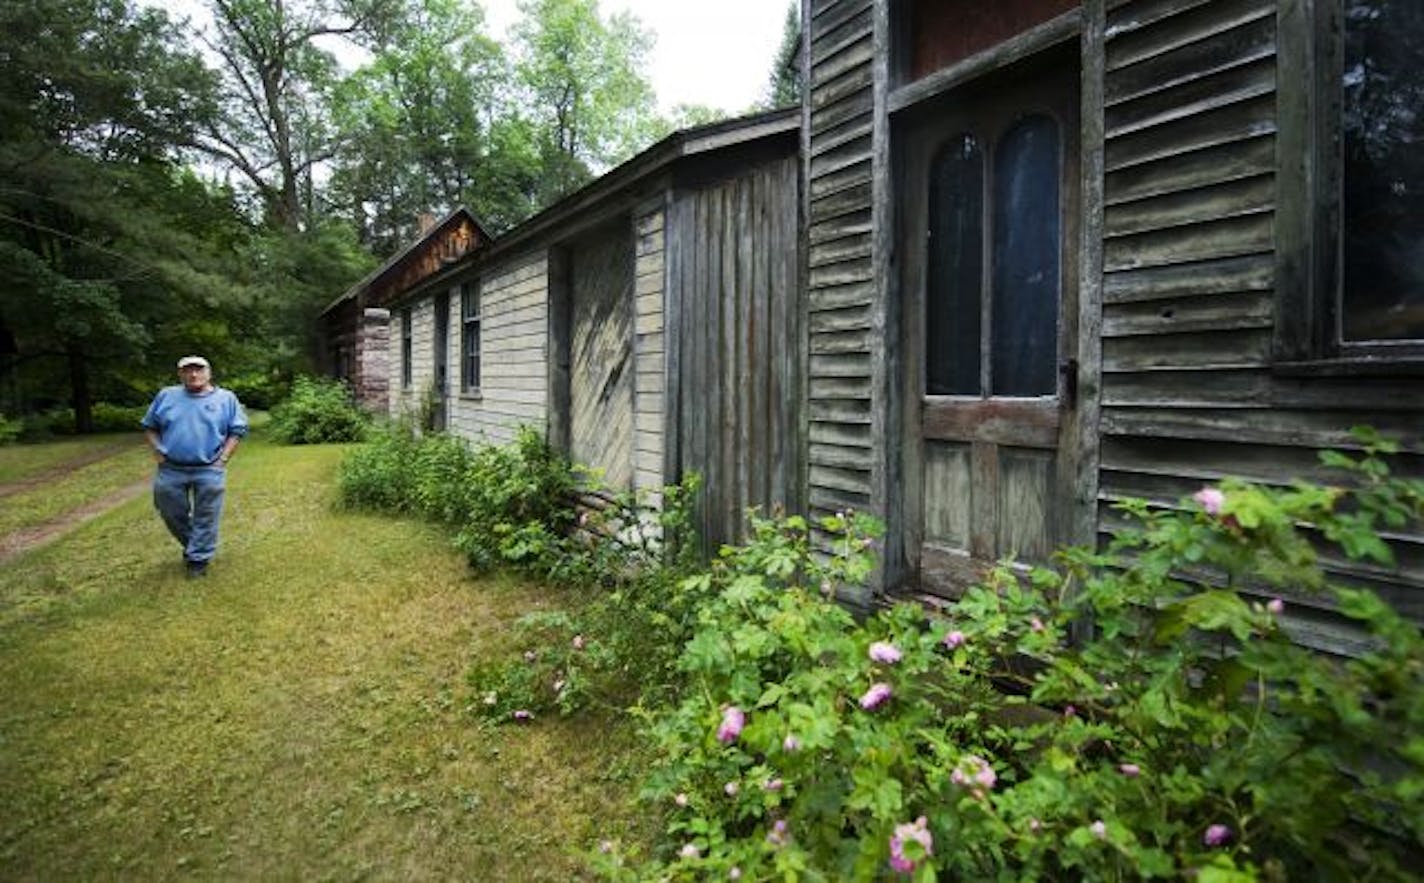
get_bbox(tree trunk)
[68,344,93,434]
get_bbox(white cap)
[177,355,210,369]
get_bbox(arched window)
[926,133,984,395]
[991,114,1061,396]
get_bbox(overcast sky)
[479,0,793,114]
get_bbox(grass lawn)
[0,435,654,880]
[0,433,138,485]
[0,445,152,538]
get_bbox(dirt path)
[0,478,150,565]
[0,440,140,500]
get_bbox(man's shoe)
[185,560,208,579]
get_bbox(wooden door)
[432,289,449,432]
[900,48,1080,596]
[568,221,634,489]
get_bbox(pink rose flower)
[869,641,902,664]
[674,792,688,807]
[782,734,801,752]
[571,634,586,650]
[943,630,965,650]
[950,755,996,793]
[717,706,746,743]
[766,819,789,847]
[888,816,933,875]
[763,778,783,792]
[1030,616,1045,633]
[728,867,742,880]
[598,839,614,854]
[1119,763,1141,777]
[512,709,533,722]
[1091,820,1107,840]
[1267,597,1285,615]
[679,843,700,860]
[724,781,739,797]
[1028,818,1041,833]
[1194,487,1225,515]
[859,682,893,710]
[1204,824,1233,847]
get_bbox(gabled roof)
[324,107,799,315]
[322,207,491,315]
[479,107,798,263]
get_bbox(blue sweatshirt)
[141,386,249,466]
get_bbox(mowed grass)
[0,432,137,485]
[0,435,655,880]
[0,445,152,537]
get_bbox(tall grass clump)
[269,376,368,444]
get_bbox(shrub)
[592,432,1424,882]
[15,403,149,437]
[223,371,290,411]
[268,376,368,444]
[337,420,423,512]
[0,412,20,445]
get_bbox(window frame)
[1275,0,1424,371]
[460,279,482,394]
[400,306,413,389]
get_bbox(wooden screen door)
[900,47,1081,597]
[432,289,449,431]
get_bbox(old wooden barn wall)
[806,0,1423,639]
[1098,0,1423,648]
[804,0,883,578]
[444,255,549,444]
[391,255,549,444]
[666,155,803,550]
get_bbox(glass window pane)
[926,132,984,395]
[991,114,1060,396]
[1341,0,1424,342]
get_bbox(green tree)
[511,0,658,203]
[329,0,508,251]
[191,0,398,232]
[764,2,801,109]
[0,0,228,430]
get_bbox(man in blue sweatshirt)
[141,355,249,577]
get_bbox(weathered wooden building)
[803,0,1422,645]
[320,209,489,412]
[324,0,1422,645]
[383,111,803,549]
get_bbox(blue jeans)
[153,464,227,564]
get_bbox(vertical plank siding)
[1100,0,1424,644]
[445,256,550,445]
[806,0,879,530]
[668,156,803,550]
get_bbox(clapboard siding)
[633,207,666,494]
[668,156,801,550]
[390,299,434,418]
[1100,0,1424,639]
[445,255,549,445]
[806,0,877,528]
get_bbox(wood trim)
[886,9,1082,114]
[922,399,1062,448]
[871,0,897,592]
[1073,0,1108,552]
[1273,0,1328,362]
